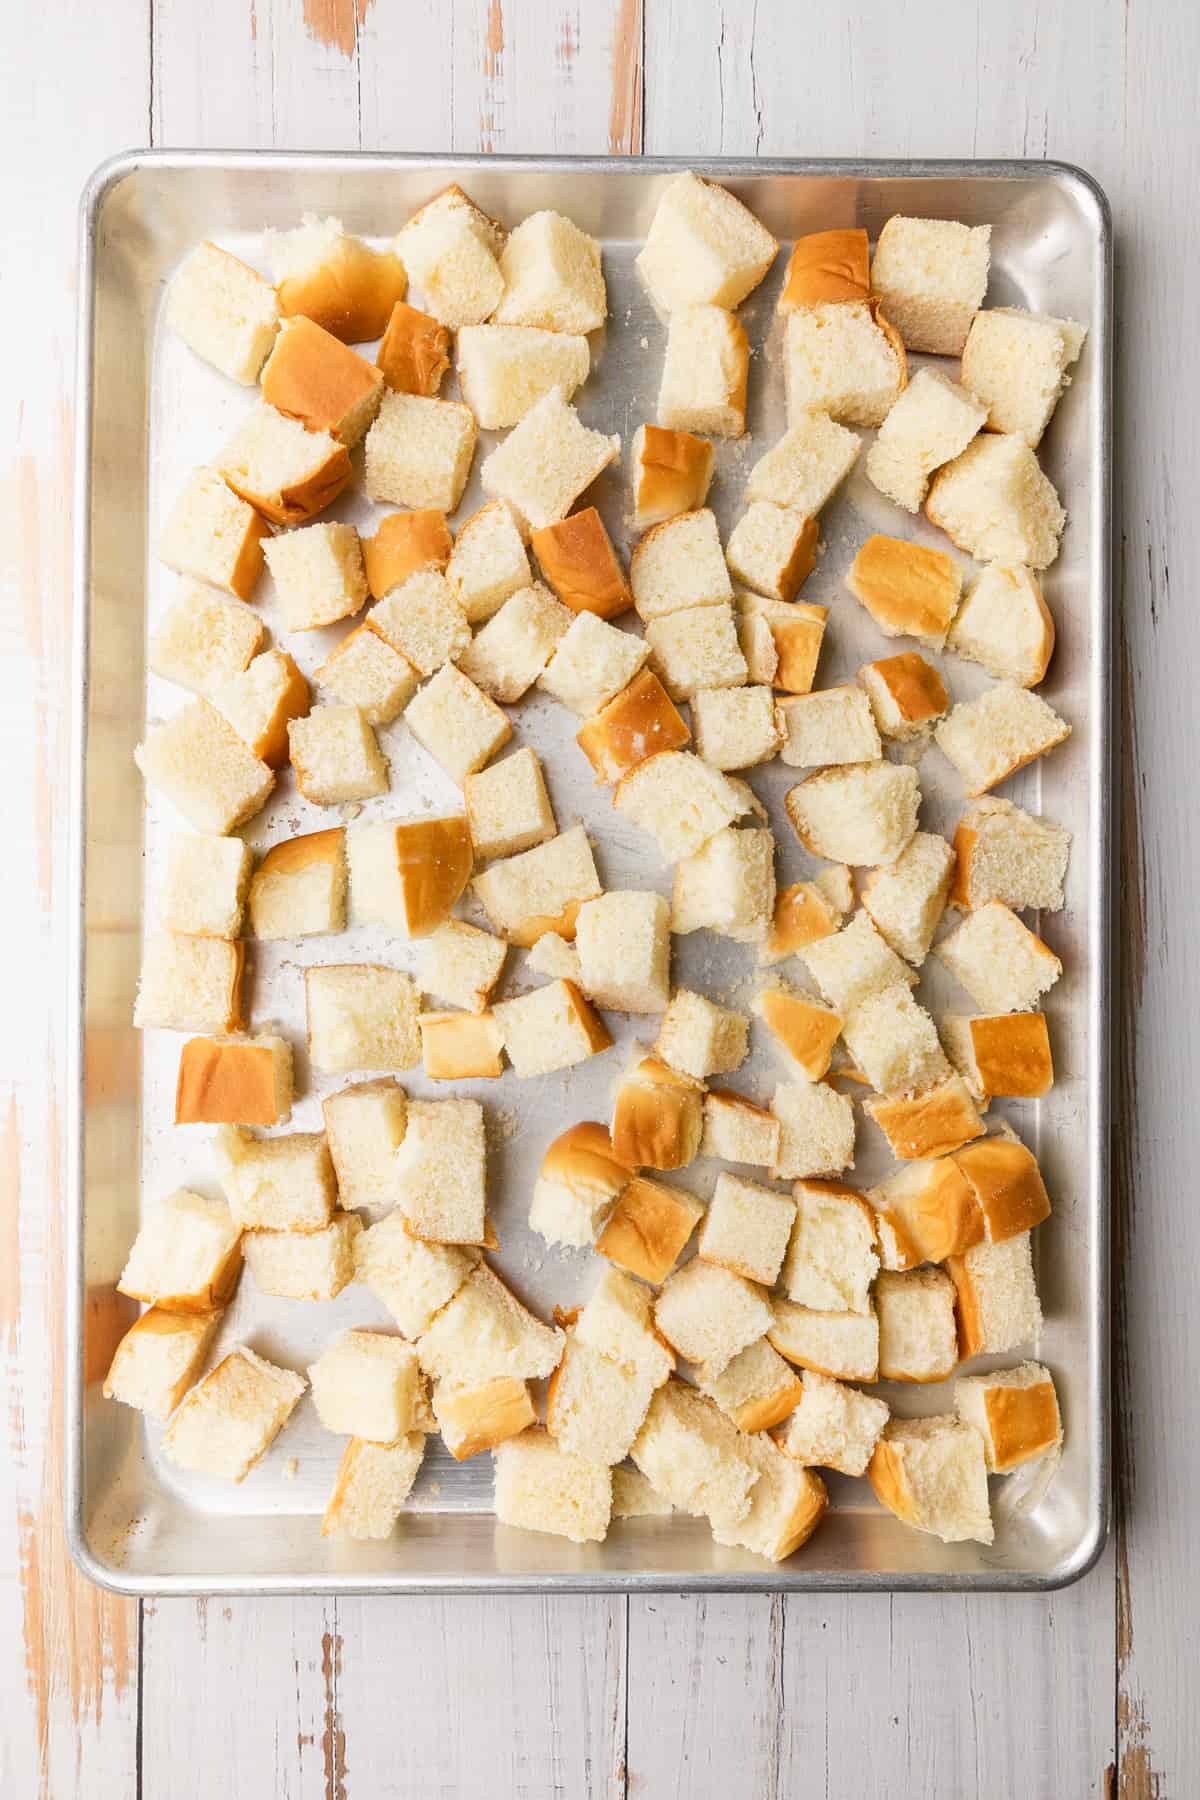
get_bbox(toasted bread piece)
[960,306,1086,446]
[418,1010,505,1080]
[699,1338,805,1433]
[362,509,452,598]
[845,534,963,650]
[396,186,505,327]
[168,240,280,383]
[595,1174,704,1287]
[950,797,1070,912]
[737,593,828,695]
[776,1370,889,1476]
[492,979,612,1078]
[220,403,351,525]
[935,901,1062,1012]
[576,1266,675,1384]
[636,172,777,312]
[868,1414,993,1544]
[394,1098,487,1244]
[433,1378,537,1461]
[211,649,311,768]
[955,1361,1062,1471]
[577,670,691,783]
[315,624,419,726]
[162,1346,305,1481]
[655,990,749,1081]
[947,1231,1042,1358]
[952,1136,1051,1242]
[539,613,649,720]
[864,1075,985,1161]
[309,1328,420,1441]
[157,466,269,600]
[612,1055,704,1170]
[268,214,407,341]
[376,300,452,395]
[472,824,601,946]
[263,522,368,631]
[867,1155,984,1266]
[691,685,782,771]
[175,1034,294,1128]
[786,762,920,867]
[261,316,384,444]
[531,508,632,621]
[754,987,843,1083]
[631,423,715,528]
[104,1306,224,1420]
[658,305,749,438]
[322,1434,426,1539]
[249,829,346,940]
[941,1012,1054,1101]
[926,434,1065,569]
[870,216,991,355]
[935,682,1071,797]
[759,871,851,966]
[778,228,870,311]
[699,1172,795,1285]
[347,815,473,937]
[463,747,557,863]
[576,891,672,1013]
[858,653,949,741]
[530,1122,632,1249]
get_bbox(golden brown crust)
[438,1378,536,1460]
[865,1077,985,1161]
[633,425,715,527]
[503,897,585,951]
[945,1255,985,1358]
[860,652,949,726]
[392,816,475,936]
[596,1172,702,1287]
[870,301,909,393]
[951,1138,1051,1240]
[224,442,353,527]
[764,882,842,957]
[541,1121,633,1190]
[964,1013,1054,1098]
[757,989,843,1081]
[769,602,828,694]
[773,513,820,602]
[253,653,311,767]
[871,1158,984,1265]
[531,508,632,620]
[175,1038,283,1126]
[846,535,961,642]
[562,981,614,1056]
[728,1374,806,1434]
[260,317,384,440]
[418,1010,505,1079]
[950,820,981,909]
[277,238,408,343]
[772,1467,829,1559]
[376,300,452,396]
[778,228,871,311]
[403,183,507,255]
[867,1437,919,1526]
[229,511,271,601]
[123,1241,244,1314]
[257,827,345,879]
[1020,575,1056,686]
[982,1381,1062,1472]
[576,670,691,784]
[362,510,453,599]
[611,1068,703,1171]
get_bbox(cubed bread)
[631,1380,759,1529]
[655,1260,772,1377]
[745,414,862,517]
[175,1034,293,1127]
[242,1212,362,1301]
[309,1329,420,1440]
[162,1346,305,1481]
[782,1179,879,1314]
[935,682,1071,796]
[288,705,387,804]
[150,583,264,697]
[530,1121,632,1248]
[712,1431,829,1563]
[946,562,1055,687]
[213,649,311,767]
[322,1078,407,1211]
[753,986,843,1082]
[699,1172,795,1284]
[738,593,829,695]
[845,535,964,650]
[612,1055,704,1170]
[842,985,950,1097]
[630,508,733,621]
[926,434,1065,569]
[658,305,749,438]
[770,1081,856,1180]
[375,300,452,396]
[263,522,367,631]
[368,570,471,675]
[249,829,346,940]
[655,990,748,1081]
[955,1361,1062,1471]
[423,920,508,1013]
[784,300,906,429]
[494,210,607,332]
[527,933,581,981]
[867,1414,993,1544]
[941,1012,1054,1101]
[701,1092,782,1170]
[446,501,532,624]
[785,762,920,867]
[162,833,251,938]
[699,1338,804,1433]
[396,187,505,328]
[260,315,384,444]
[418,1265,564,1388]
[354,1211,478,1338]
[462,748,556,862]
[547,1333,657,1466]
[960,307,1086,446]
[866,1156,983,1266]
[596,1173,704,1286]
[215,1124,335,1232]
[480,389,620,533]
[394,1098,487,1243]
[363,509,453,599]
[457,583,572,702]
[347,815,472,937]
[778,227,870,311]
[870,216,991,355]
[864,1074,985,1162]
[134,931,243,1034]
[168,240,280,383]
[575,1267,673,1385]
[691,686,782,771]
[457,323,590,428]
[776,1370,889,1476]
[935,901,1061,1012]
[636,172,777,312]
[951,797,1070,912]
[575,891,671,1013]
[860,831,955,965]
[315,624,419,725]
[614,750,745,861]
[576,669,690,783]
[530,508,632,621]
[472,823,601,945]
[952,1136,1051,1242]
[405,664,513,786]
[759,870,852,966]
[365,390,477,512]
[875,1266,959,1382]
[767,1297,879,1383]
[739,612,781,686]
[433,1378,536,1461]
[103,1306,224,1420]
[117,1189,242,1313]
[538,613,648,717]
[157,467,269,600]
[268,213,407,341]
[492,979,612,1077]
[858,653,949,741]
[322,1434,426,1539]
[947,1231,1043,1358]
[726,504,818,604]
[220,403,351,525]
[647,601,749,702]
[418,1009,505,1079]
[305,963,420,1072]
[137,698,274,834]
[671,826,775,945]
[798,909,917,1013]
[493,1428,611,1544]
[631,423,715,528]
[778,685,882,769]
[866,367,986,511]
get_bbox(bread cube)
[953,1136,1051,1242]
[955,1361,1062,1472]
[363,508,453,599]
[174,1034,293,1127]
[322,1434,426,1539]
[746,415,862,517]
[472,823,601,945]
[868,1414,993,1544]
[776,1370,889,1476]
[737,609,780,686]
[867,1155,984,1266]
[875,1266,959,1382]
[759,871,851,966]
[261,315,384,444]
[347,815,472,937]
[248,829,345,941]
[103,1306,223,1420]
[365,390,477,512]
[262,522,367,633]
[655,1260,772,1376]
[631,1381,758,1530]
[538,613,648,717]
[699,1172,794,1284]
[405,664,513,786]
[658,304,749,438]
[699,1338,804,1433]
[529,1121,631,1249]
[845,535,963,651]
[781,1179,879,1314]
[843,986,950,1097]
[866,367,985,512]
[492,979,612,1077]
[935,901,1061,1013]
[778,685,882,770]
[322,1078,407,1212]
[433,1378,536,1461]
[946,562,1056,688]
[162,1346,305,1481]
[612,1467,674,1518]
[768,1297,880,1382]
[168,240,280,382]
[577,669,690,783]
[575,1267,674,1384]
[726,503,818,604]
[753,987,843,1082]
[937,682,1072,799]
[870,216,991,355]
[576,891,671,1013]
[646,602,748,703]
[137,698,274,834]
[267,213,407,341]
[951,796,1070,914]
[960,306,1086,446]
[215,1124,335,1233]
[864,1074,985,1163]
[612,1055,703,1170]
[798,910,916,1013]
[615,751,746,862]
[457,323,590,428]
[531,508,632,621]
[220,403,351,526]
[134,931,243,1034]
[778,227,871,311]
[157,467,269,600]
[630,509,732,621]
[596,1173,704,1286]
[712,1431,829,1563]
[117,1189,242,1313]
[547,1334,656,1466]
[770,1081,855,1180]
[376,299,453,395]
[926,434,1065,569]
[457,583,572,702]
[418,1010,505,1079]
[527,933,581,981]
[858,653,949,741]
[354,1210,478,1338]
[396,187,505,328]
[655,990,748,1081]
[941,1012,1053,1103]
[306,963,420,1072]
[315,624,419,726]
[701,1092,782,1169]
[785,761,920,867]
[461,750,555,865]
[860,832,955,966]
[446,501,532,624]
[784,300,906,429]
[636,172,777,312]
[150,583,264,697]
[242,1211,361,1301]
[672,826,775,944]
[287,706,387,804]
[494,210,607,332]
[947,1231,1042,1358]
[417,1265,564,1388]
[689,685,780,772]
[493,1428,611,1544]
[309,1329,420,1441]
[480,389,620,532]
[631,423,715,529]
[737,593,829,695]
[367,570,471,676]
[392,1096,486,1243]
[423,920,508,1013]
[212,649,311,768]
[162,834,251,939]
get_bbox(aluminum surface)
[70,153,1111,1594]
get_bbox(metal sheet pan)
[69,152,1112,1594]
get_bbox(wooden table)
[2,2,1188,1792]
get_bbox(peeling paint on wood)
[302,0,373,59]
[608,0,643,153]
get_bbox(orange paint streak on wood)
[0,1094,21,1350]
[608,0,644,154]
[322,1628,347,1800]
[485,0,505,76]
[302,0,373,58]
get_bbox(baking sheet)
[70,153,1111,1592]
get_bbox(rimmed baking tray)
[69,152,1112,1593]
